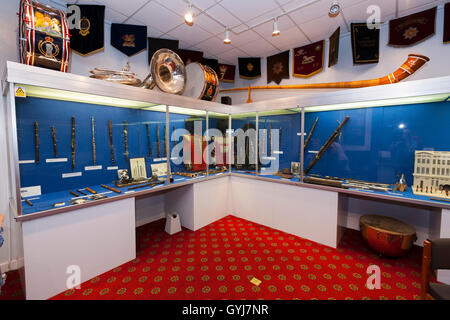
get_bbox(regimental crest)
[79,16,90,37]
[246,63,254,72]
[122,34,136,47]
[403,27,419,40]
[293,40,325,77]
[38,36,59,59]
[219,64,228,80]
[272,61,283,75]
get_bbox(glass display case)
[231,112,257,175]
[258,108,302,181]
[206,112,230,176]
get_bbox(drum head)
[183,63,205,99]
[360,214,416,235]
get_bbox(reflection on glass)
[206,112,230,175]
[231,113,257,175]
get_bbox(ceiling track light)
[272,18,280,37]
[184,3,194,26]
[224,29,231,44]
[329,0,341,17]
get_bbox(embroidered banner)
[67,4,105,56]
[389,7,436,46]
[267,50,289,84]
[177,49,203,65]
[217,64,235,82]
[328,27,340,67]
[351,23,379,64]
[238,57,261,80]
[111,23,147,57]
[148,37,179,64]
[444,3,450,43]
[293,40,324,78]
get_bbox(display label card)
[20,185,41,198]
[262,156,276,160]
[19,160,35,164]
[107,166,119,171]
[308,151,319,154]
[46,158,68,163]
[153,158,168,162]
[85,165,103,171]
[125,191,135,194]
[62,172,82,178]
[297,133,306,136]
[273,151,283,155]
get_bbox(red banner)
[293,40,324,78]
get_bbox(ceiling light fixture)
[224,29,231,44]
[184,3,194,26]
[329,0,341,17]
[272,18,280,37]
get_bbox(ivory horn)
[220,54,429,93]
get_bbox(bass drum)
[183,63,219,101]
[19,0,70,72]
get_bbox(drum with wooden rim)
[183,62,219,102]
[359,214,417,257]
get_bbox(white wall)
[219,5,450,104]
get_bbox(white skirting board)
[22,198,136,300]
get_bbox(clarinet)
[34,121,39,164]
[108,120,115,164]
[71,116,76,170]
[51,125,58,158]
[91,117,96,165]
[124,120,129,161]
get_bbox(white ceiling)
[56,0,444,64]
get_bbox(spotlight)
[329,0,341,17]
[272,18,280,37]
[184,3,194,26]
[224,29,231,44]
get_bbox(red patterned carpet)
[1,215,426,300]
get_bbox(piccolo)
[124,120,129,161]
[108,120,115,164]
[304,117,318,151]
[34,121,39,164]
[156,123,161,158]
[71,116,76,170]
[101,184,122,194]
[91,117,96,165]
[304,116,350,174]
[51,125,58,158]
[146,123,152,157]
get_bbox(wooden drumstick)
[85,187,97,194]
[101,184,122,194]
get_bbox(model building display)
[413,151,450,200]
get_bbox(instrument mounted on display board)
[91,117,96,165]
[108,120,115,164]
[71,116,75,170]
[123,120,129,161]
[34,121,39,164]
[51,125,58,158]
[146,123,152,157]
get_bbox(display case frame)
[3,61,232,221]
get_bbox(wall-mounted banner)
[444,3,450,43]
[267,50,289,84]
[111,23,147,57]
[202,57,219,75]
[67,4,105,56]
[389,7,436,46]
[148,37,179,64]
[351,23,379,64]
[177,49,203,65]
[328,27,340,67]
[238,57,261,80]
[293,40,324,78]
[217,64,236,82]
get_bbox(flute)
[124,120,129,161]
[34,121,39,164]
[71,116,76,170]
[91,117,96,165]
[51,125,58,158]
[108,120,115,164]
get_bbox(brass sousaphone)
[141,49,186,95]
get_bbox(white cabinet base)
[22,198,136,300]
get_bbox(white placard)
[273,151,283,155]
[53,202,66,208]
[19,160,35,164]
[85,165,103,171]
[107,166,119,171]
[262,156,276,160]
[297,133,306,136]
[46,158,68,163]
[62,172,82,178]
[20,186,41,198]
[308,151,319,154]
[125,191,135,194]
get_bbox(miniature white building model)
[413,151,450,198]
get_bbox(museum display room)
[1,0,450,307]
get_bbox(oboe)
[108,120,115,164]
[71,116,75,170]
[124,120,129,161]
[146,123,152,157]
[51,125,58,158]
[34,121,39,164]
[91,117,96,165]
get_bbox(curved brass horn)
[220,54,429,93]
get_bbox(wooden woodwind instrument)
[146,123,152,157]
[34,121,39,164]
[108,120,115,164]
[71,116,76,170]
[124,120,129,161]
[91,117,96,165]
[101,184,122,194]
[221,54,430,94]
[304,117,319,152]
[304,116,350,174]
[51,125,58,158]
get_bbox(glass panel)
[231,112,257,176]
[15,90,168,216]
[303,100,450,204]
[258,109,302,182]
[206,112,230,176]
[168,106,207,185]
